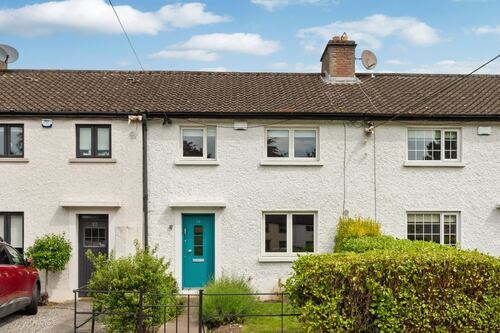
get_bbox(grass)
[240,301,302,333]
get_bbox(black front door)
[78,215,108,292]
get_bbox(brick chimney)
[320,33,358,83]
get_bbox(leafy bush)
[26,233,72,301]
[202,275,257,329]
[338,235,443,253]
[286,248,500,332]
[334,216,380,252]
[87,241,178,333]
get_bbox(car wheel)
[24,283,39,315]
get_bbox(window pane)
[0,127,4,155]
[96,127,111,157]
[292,214,314,252]
[408,130,441,161]
[294,130,316,158]
[444,214,457,246]
[267,130,289,158]
[444,131,458,160]
[408,213,441,244]
[10,215,23,250]
[0,249,9,265]
[265,215,287,252]
[5,246,23,265]
[183,129,203,157]
[207,127,216,159]
[78,127,92,157]
[9,126,23,156]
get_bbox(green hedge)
[334,216,380,252]
[338,235,443,253]
[286,249,500,332]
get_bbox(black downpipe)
[142,114,148,248]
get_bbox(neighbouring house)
[1,36,499,298]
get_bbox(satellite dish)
[361,49,377,70]
[0,44,19,64]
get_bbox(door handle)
[187,249,192,253]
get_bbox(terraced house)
[1,37,499,299]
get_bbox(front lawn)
[240,301,302,333]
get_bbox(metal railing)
[73,287,299,333]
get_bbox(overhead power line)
[108,0,144,71]
[374,53,500,128]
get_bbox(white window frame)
[261,211,317,257]
[406,211,460,246]
[406,128,461,163]
[180,126,217,161]
[265,128,319,161]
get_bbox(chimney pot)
[320,33,358,83]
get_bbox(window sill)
[258,256,310,263]
[0,158,29,163]
[403,161,465,168]
[260,161,323,167]
[175,160,219,166]
[69,158,117,163]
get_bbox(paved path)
[0,300,105,333]
[159,297,201,333]
[0,299,204,333]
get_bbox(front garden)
[60,215,500,332]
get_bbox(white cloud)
[473,25,500,35]
[177,33,280,55]
[270,62,289,69]
[297,14,440,51]
[157,3,230,28]
[408,59,500,74]
[251,0,322,11]
[385,59,407,65]
[269,62,320,72]
[151,33,279,63]
[0,0,229,36]
[199,66,228,72]
[149,50,218,62]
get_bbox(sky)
[0,0,499,74]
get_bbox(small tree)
[26,233,72,302]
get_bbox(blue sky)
[1,0,499,73]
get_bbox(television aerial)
[0,44,19,65]
[360,49,377,70]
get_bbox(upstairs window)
[267,129,317,159]
[181,127,216,160]
[407,212,458,246]
[76,125,111,158]
[407,129,460,162]
[0,124,24,157]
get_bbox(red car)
[0,239,40,318]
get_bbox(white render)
[148,119,500,292]
[0,117,143,301]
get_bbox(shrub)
[338,235,443,253]
[334,216,381,252]
[286,248,500,332]
[202,275,257,329]
[87,241,178,333]
[26,233,72,302]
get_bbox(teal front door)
[182,214,215,288]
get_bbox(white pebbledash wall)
[0,117,143,301]
[148,119,500,292]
